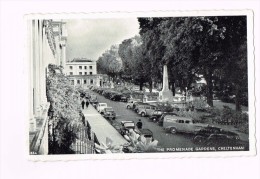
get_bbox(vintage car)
[192,126,240,145]
[102,107,116,120]
[96,103,108,114]
[126,99,142,109]
[148,110,163,122]
[119,120,136,136]
[157,112,179,125]
[138,128,154,141]
[162,115,208,134]
[137,104,157,117]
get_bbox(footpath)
[82,105,127,146]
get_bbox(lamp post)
[185,87,188,102]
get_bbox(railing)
[71,122,96,154]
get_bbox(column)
[28,20,36,131]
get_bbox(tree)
[138,18,168,92]
[97,45,122,82]
[46,64,83,154]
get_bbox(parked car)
[137,104,158,117]
[120,93,130,102]
[133,102,147,112]
[126,99,142,109]
[103,107,116,120]
[96,103,108,114]
[157,112,179,125]
[119,121,136,136]
[138,128,154,141]
[162,115,208,134]
[148,110,163,122]
[192,126,240,145]
[110,93,122,101]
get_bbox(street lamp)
[185,87,188,102]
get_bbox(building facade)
[65,58,108,88]
[28,19,68,155]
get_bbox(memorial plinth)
[159,65,174,102]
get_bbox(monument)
[159,64,174,102]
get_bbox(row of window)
[69,72,93,75]
[69,66,93,70]
[71,79,94,85]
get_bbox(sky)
[66,18,140,61]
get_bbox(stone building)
[65,58,107,88]
[28,19,67,155]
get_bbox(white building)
[28,19,67,155]
[65,58,107,88]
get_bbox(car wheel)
[127,105,130,109]
[193,135,205,144]
[141,112,145,117]
[153,118,157,122]
[170,127,177,134]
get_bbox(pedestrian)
[86,100,89,108]
[136,119,143,129]
[81,100,85,109]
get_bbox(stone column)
[159,65,174,102]
[162,65,169,91]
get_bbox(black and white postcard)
[26,10,256,160]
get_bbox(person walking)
[81,100,85,109]
[86,100,89,108]
[136,119,143,129]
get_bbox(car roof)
[121,120,134,124]
[164,115,192,120]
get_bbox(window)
[71,80,74,85]
[185,120,190,124]
[79,72,82,75]
[84,66,87,69]
[84,80,87,84]
[90,72,93,75]
[79,66,82,69]
[85,72,87,75]
[89,66,93,70]
[69,72,73,75]
[179,120,184,123]
[69,66,73,70]
[90,79,93,84]
[77,80,80,84]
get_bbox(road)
[90,90,200,149]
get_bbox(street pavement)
[83,90,249,151]
[90,91,201,149]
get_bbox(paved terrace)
[82,105,127,146]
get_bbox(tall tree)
[97,45,122,82]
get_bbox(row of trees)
[97,16,247,111]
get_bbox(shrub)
[47,64,83,154]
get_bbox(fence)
[71,123,96,154]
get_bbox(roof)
[70,58,93,62]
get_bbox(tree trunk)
[139,81,144,91]
[204,70,214,107]
[170,82,176,96]
[149,80,153,93]
[235,84,242,111]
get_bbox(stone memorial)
[159,65,174,102]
